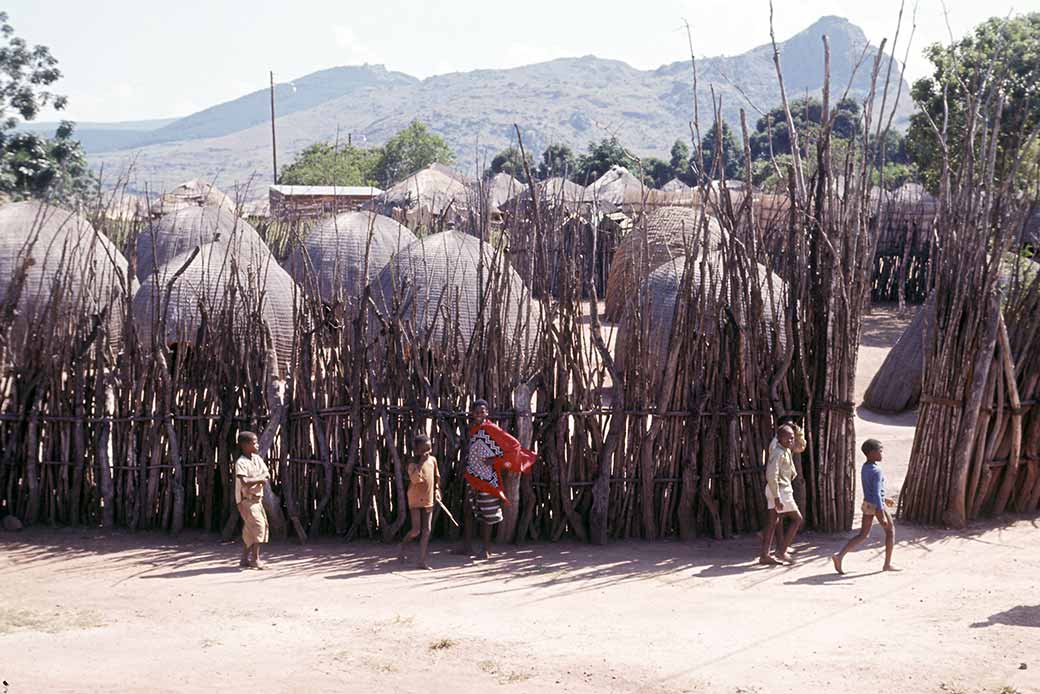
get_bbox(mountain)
[87,16,914,195]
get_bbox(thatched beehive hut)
[861,299,932,413]
[616,253,788,371]
[604,207,725,321]
[864,254,1038,413]
[149,179,237,216]
[661,178,692,193]
[585,166,648,210]
[0,201,130,343]
[507,176,587,212]
[132,242,298,365]
[481,172,526,210]
[284,210,417,304]
[370,230,540,362]
[134,206,270,282]
[377,164,471,227]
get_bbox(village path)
[0,306,1037,694]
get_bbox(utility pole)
[269,70,278,183]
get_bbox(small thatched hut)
[149,179,237,216]
[370,230,540,363]
[863,254,1039,413]
[604,206,725,321]
[0,201,130,343]
[377,164,471,227]
[616,253,788,372]
[661,178,692,193]
[507,176,587,212]
[861,299,932,414]
[134,206,270,282]
[284,210,417,304]
[480,172,526,210]
[132,242,298,365]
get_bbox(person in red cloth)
[459,399,535,559]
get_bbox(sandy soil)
[1,305,1037,694]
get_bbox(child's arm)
[790,425,807,454]
[433,458,442,503]
[765,449,782,507]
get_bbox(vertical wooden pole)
[270,71,278,184]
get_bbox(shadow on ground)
[0,514,1032,600]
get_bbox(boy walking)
[832,439,898,574]
[235,431,270,570]
[399,433,441,570]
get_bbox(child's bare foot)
[417,561,433,570]
[882,564,901,572]
[775,553,794,565]
[239,557,250,568]
[758,555,781,566]
[248,560,266,570]
[832,554,844,575]
[479,548,492,560]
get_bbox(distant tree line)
[278,120,455,188]
[2,11,1038,201]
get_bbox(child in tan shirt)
[399,433,440,569]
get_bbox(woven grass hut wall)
[132,242,299,366]
[870,182,938,305]
[370,230,540,368]
[616,253,788,374]
[134,206,270,282]
[0,201,130,346]
[604,206,725,321]
[149,179,237,216]
[284,211,417,307]
[377,164,471,229]
[864,255,1036,414]
[507,176,587,213]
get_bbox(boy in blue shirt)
[832,439,898,574]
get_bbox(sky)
[6,0,1038,124]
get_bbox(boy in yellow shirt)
[399,433,440,570]
[234,431,270,569]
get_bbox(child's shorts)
[765,485,799,514]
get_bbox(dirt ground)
[1,305,1038,694]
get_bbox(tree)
[374,119,454,186]
[279,142,381,186]
[697,121,745,182]
[537,143,576,180]
[575,137,632,183]
[638,157,674,188]
[0,11,91,201]
[906,14,1040,191]
[749,97,861,161]
[488,146,533,182]
[669,139,692,183]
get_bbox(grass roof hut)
[284,210,417,306]
[149,179,237,216]
[370,230,540,364]
[134,206,270,282]
[506,177,587,213]
[661,178,692,193]
[481,172,526,210]
[377,164,471,228]
[132,242,298,366]
[0,201,130,345]
[604,206,725,321]
[863,255,1039,414]
[616,253,788,377]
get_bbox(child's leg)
[418,507,433,568]
[240,540,250,566]
[833,514,874,574]
[777,510,803,560]
[881,511,897,570]
[479,521,493,558]
[458,492,475,555]
[759,509,781,564]
[399,508,421,558]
